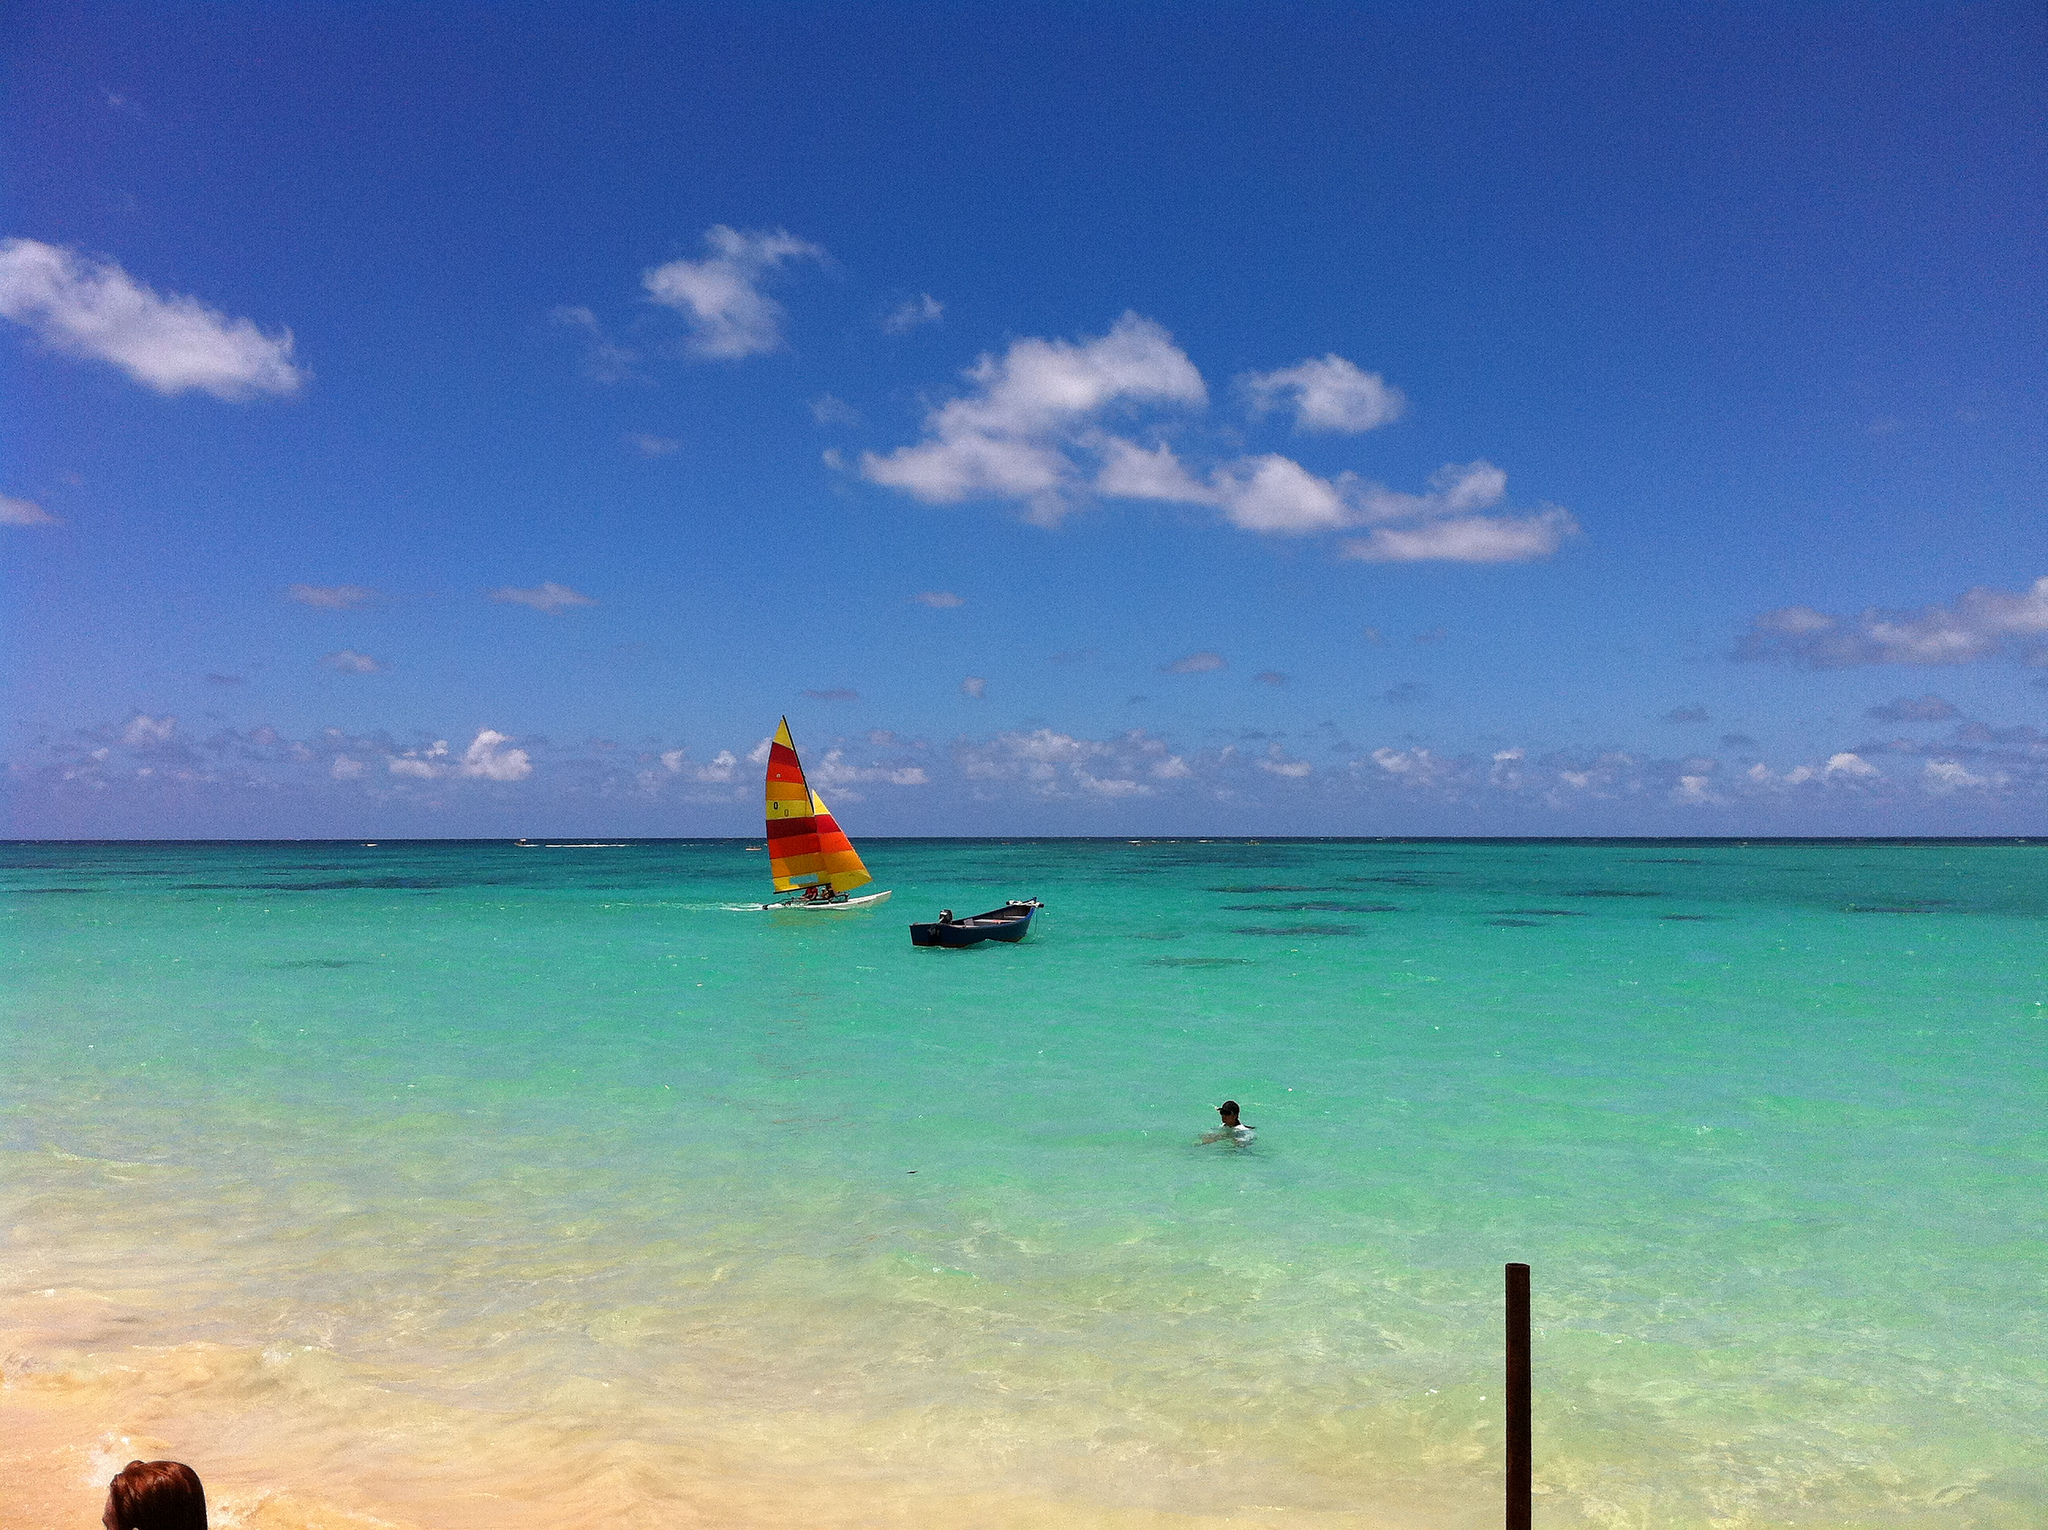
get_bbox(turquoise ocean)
[3,839,2043,1528]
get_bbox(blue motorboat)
[910,899,1043,947]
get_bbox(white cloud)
[1356,460,1509,522]
[811,393,861,426]
[288,583,380,610]
[1824,752,1879,778]
[961,676,988,699]
[859,313,1206,525]
[627,433,679,456]
[1922,759,1991,792]
[1093,437,1212,502]
[0,238,305,398]
[1076,771,1149,797]
[1341,507,1576,564]
[1242,354,1405,433]
[1,493,58,526]
[913,590,965,608]
[861,328,1573,561]
[462,730,531,781]
[490,581,595,614]
[1210,454,1351,534]
[810,749,931,792]
[1257,745,1313,778]
[321,649,385,674]
[330,756,365,780]
[121,714,175,747]
[1736,577,2048,667]
[386,729,532,782]
[1672,774,1724,805]
[1161,651,1226,674]
[884,293,943,333]
[642,226,825,360]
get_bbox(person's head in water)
[1218,1100,1241,1127]
[104,1461,207,1530]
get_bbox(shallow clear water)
[4,839,2044,1527]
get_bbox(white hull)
[759,889,893,911]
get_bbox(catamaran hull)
[760,889,893,911]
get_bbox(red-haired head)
[103,1460,207,1530]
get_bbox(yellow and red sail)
[764,717,873,893]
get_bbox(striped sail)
[764,717,874,894]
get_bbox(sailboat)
[757,717,892,910]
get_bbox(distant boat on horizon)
[757,717,891,911]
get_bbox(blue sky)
[5,1,2045,837]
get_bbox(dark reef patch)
[177,877,486,892]
[1222,902,1402,913]
[1659,914,1716,921]
[1232,925,1362,937]
[1204,885,1344,894]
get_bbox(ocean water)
[3,838,2043,1529]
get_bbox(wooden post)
[1505,1262,1531,1530]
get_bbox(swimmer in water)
[1201,1099,1255,1145]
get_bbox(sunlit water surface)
[3,839,2043,1528]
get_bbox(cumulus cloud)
[22,707,2046,829]
[121,714,176,747]
[642,226,826,360]
[859,322,1573,562]
[912,590,965,608]
[811,393,861,427]
[388,729,533,782]
[809,749,930,793]
[1102,446,1572,560]
[1210,454,1351,534]
[0,238,305,398]
[321,649,385,674]
[1,493,58,526]
[288,583,380,610]
[1867,694,1959,722]
[1736,578,2048,667]
[1256,745,1313,778]
[1094,437,1212,503]
[961,676,987,699]
[1922,759,1993,793]
[1161,651,1226,674]
[859,313,1206,525]
[1242,354,1405,432]
[884,293,943,333]
[490,582,595,614]
[1340,506,1576,564]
